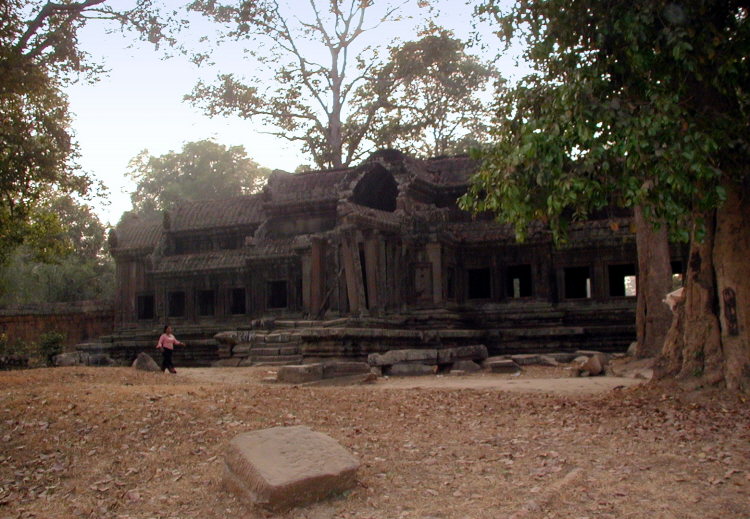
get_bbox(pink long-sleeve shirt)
[156,333,182,350]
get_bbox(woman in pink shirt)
[156,325,185,374]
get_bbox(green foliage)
[360,27,498,158]
[460,0,750,242]
[126,139,270,215]
[0,194,114,305]
[38,331,65,366]
[0,0,168,264]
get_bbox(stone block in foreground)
[222,426,359,510]
[276,363,324,383]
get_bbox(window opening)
[608,264,637,297]
[136,294,154,320]
[167,291,186,317]
[230,288,246,315]
[467,268,492,299]
[506,265,532,298]
[197,290,215,316]
[564,267,591,299]
[267,281,288,309]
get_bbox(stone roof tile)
[169,195,264,232]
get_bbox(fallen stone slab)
[486,359,521,374]
[223,426,359,511]
[385,363,437,376]
[510,354,541,366]
[368,349,437,367]
[538,355,559,367]
[451,360,482,373]
[53,351,88,367]
[277,364,324,384]
[87,353,116,366]
[322,361,370,379]
[212,358,242,367]
[436,345,488,364]
[132,352,161,372]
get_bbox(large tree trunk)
[656,179,750,391]
[634,206,674,357]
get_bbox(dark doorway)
[467,268,492,299]
[267,280,288,309]
[506,265,532,298]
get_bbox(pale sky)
[64,1,522,225]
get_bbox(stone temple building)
[103,150,685,366]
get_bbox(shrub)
[38,331,65,366]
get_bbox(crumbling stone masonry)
[100,150,685,365]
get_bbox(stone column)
[310,238,325,316]
[363,234,380,310]
[426,242,443,305]
[341,236,366,314]
[301,252,312,314]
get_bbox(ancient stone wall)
[0,301,114,348]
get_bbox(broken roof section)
[109,151,480,255]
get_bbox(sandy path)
[179,366,645,395]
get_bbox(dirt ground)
[1,366,748,519]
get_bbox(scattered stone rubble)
[223,426,359,511]
[269,346,650,383]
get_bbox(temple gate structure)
[100,150,685,365]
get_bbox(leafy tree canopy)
[460,0,750,243]
[0,193,114,305]
[0,0,167,264]
[126,139,271,216]
[361,27,498,158]
[185,1,496,168]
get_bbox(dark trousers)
[161,348,175,372]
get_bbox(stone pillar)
[310,239,325,316]
[341,236,366,315]
[301,252,312,314]
[426,242,443,305]
[363,235,380,310]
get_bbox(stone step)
[250,354,304,366]
[250,346,301,356]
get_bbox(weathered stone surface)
[481,355,508,367]
[214,331,239,347]
[212,358,242,367]
[87,353,116,366]
[277,364,324,383]
[436,345,488,364]
[368,349,437,367]
[486,359,521,374]
[132,352,160,372]
[223,426,359,510]
[385,363,436,376]
[451,360,481,373]
[580,355,603,376]
[322,361,370,379]
[547,352,577,363]
[511,354,541,366]
[53,351,88,367]
[538,355,559,367]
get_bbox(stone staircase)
[77,325,223,367]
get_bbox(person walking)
[156,325,185,374]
